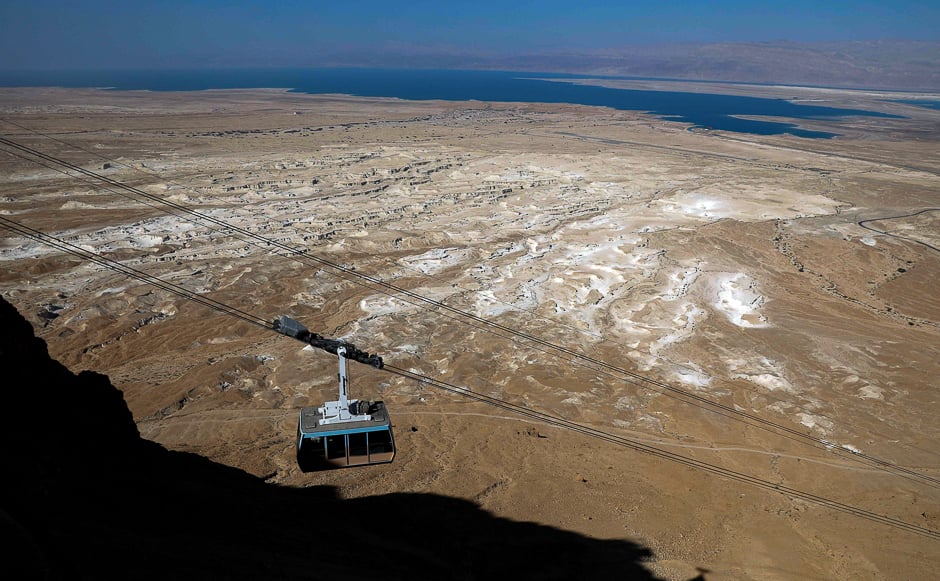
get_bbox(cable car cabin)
[272,315,396,472]
[297,400,395,471]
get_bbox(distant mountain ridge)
[320,40,940,91]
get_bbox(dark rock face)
[2,296,142,578]
[0,296,659,580]
[2,297,140,450]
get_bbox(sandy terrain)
[1,85,939,579]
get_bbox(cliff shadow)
[1,295,661,580]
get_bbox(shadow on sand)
[1,296,661,580]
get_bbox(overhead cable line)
[2,133,939,491]
[9,126,935,474]
[0,217,270,330]
[6,122,938,454]
[382,363,940,541]
[858,208,940,255]
[2,213,938,541]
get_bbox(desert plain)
[1,82,939,579]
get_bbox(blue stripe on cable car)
[300,425,391,438]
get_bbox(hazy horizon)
[1,2,939,90]
[2,1,938,66]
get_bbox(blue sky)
[1,0,938,69]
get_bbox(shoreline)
[0,69,920,139]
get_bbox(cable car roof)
[299,402,391,438]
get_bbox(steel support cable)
[0,118,619,346]
[0,138,264,242]
[0,218,270,330]
[0,148,253,245]
[2,214,938,541]
[0,137,414,290]
[0,142,610,366]
[2,135,939,489]
[382,363,940,541]
[3,135,939,490]
[12,116,940,400]
[858,208,940,254]
[0,144,530,353]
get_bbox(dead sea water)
[1,68,903,138]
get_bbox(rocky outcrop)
[1,295,141,457]
[0,296,658,580]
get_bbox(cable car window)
[305,437,326,458]
[369,430,393,454]
[348,432,368,458]
[297,436,328,472]
[326,434,347,460]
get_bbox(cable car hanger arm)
[273,315,384,369]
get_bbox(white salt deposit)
[474,289,514,317]
[95,286,127,297]
[650,303,703,355]
[728,357,795,393]
[712,273,769,328]
[741,373,794,392]
[673,362,712,388]
[661,265,701,301]
[359,296,407,316]
[660,192,729,220]
[131,234,165,248]
[857,384,885,400]
[636,414,664,433]
[614,395,639,412]
[797,412,834,432]
[399,247,468,275]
